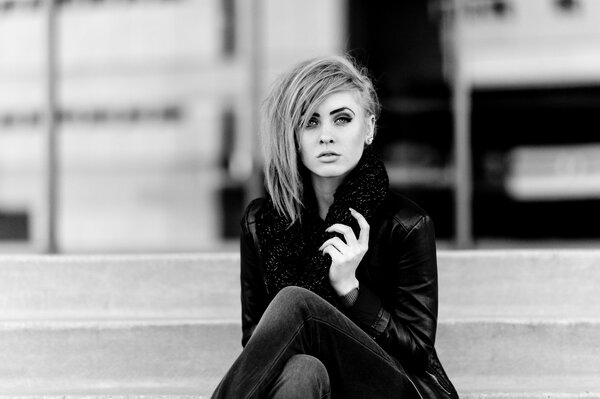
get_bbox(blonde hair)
[261,54,380,225]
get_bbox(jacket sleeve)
[240,200,270,347]
[346,215,438,371]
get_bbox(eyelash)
[305,115,352,128]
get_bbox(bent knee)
[277,285,313,300]
[272,354,330,398]
[273,286,322,312]
[266,286,334,324]
[286,354,329,381]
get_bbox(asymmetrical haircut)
[261,54,380,226]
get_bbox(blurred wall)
[0,0,345,253]
[3,0,600,252]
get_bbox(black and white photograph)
[0,0,599,397]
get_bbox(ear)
[365,115,375,144]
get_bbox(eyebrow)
[312,107,356,117]
[330,107,355,116]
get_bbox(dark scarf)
[256,148,389,306]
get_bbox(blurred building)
[0,0,345,252]
[350,0,600,247]
[1,0,600,253]
[447,0,600,244]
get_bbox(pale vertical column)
[450,0,473,248]
[44,0,58,253]
[246,0,264,203]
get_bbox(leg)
[211,286,418,399]
[267,354,330,399]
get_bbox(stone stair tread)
[0,253,241,320]
[0,397,208,399]
[461,394,600,399]
[1,397,599,399]
[0,318,598,395]
[455,374,600,395]
[0,250,599,396]
[2,250,600,320]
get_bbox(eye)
[335,115,352,125]
[305,117,319,128]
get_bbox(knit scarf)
[256,148,389,306]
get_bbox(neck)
[311,175,345,220]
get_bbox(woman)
[211,55,458,399]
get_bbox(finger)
[349,208,370,247]
[325,223,358,247]
[322,244,343,262]
[319,236,347,253]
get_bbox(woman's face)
[299,90,373,185]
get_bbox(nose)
[318,126,334,144]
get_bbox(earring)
[366,136,373,145]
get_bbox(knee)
[270,286,321,318]
[262,286,333,330]
[270,354,330,399]
[276,285,312,303]
[273,286,316,311]
[286,354,329,381]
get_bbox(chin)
[313,167,351,179]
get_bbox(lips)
[318,151,340,158]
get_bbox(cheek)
[347,130,366,162]
[298,130,311,151]
[350,146,365,164]
[350,128,367,150]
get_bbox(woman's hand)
[319,208,370,296]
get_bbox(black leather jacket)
[240,191,458,399]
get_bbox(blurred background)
[0,0,599,254]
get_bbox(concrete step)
[456,376,600,398]
[1,250,600,320]
[437,320,600,389]
[0,319,599,396]
[437,250,600,320]
[1,250,599,397]
[1,395,599,399]
[0,320,238,396]
[1,396,599,399]
[0,253,240,320]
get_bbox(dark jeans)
[211,286,419,399]
[268,354,330,399]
